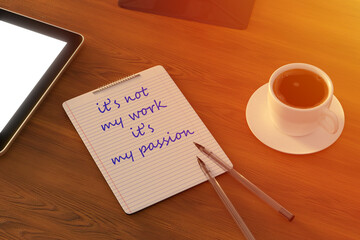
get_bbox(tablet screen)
[0,8,83,155]
[0,20,67,132]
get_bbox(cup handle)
[319,108,339,134]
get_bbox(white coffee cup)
[268,63,339,136]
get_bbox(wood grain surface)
[1,0,360,239]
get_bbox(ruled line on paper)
[63,65,231,213]
[64,101,132,214]
[67,72,168,111]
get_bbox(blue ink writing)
[128,99,167,121]
[125,87,149,103]
[131,123,146,138]
[138,129,195,157]
[148,124,154,133]
[101,117,124,131]
[111,151,134,165]
[130,123,155,138]
[114,99,121,109]
[97,98,112,113]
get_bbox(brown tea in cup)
[273,69,329,109]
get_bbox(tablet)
[0,8,84,156]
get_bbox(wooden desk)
[1,0,360,239]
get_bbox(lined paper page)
[63,65,232,214]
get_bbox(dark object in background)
[118,0,255,30]
[0,8,83,156]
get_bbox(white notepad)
[63,65,232,214]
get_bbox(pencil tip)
[194,142,204,150]
[197,156,204,165]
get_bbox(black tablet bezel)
[0,8,84,155]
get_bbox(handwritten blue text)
[128,99,167,121]
[138,129,195,157]
[101,117,124,131]
[111,151,134,165]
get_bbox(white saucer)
[245,84,345,154]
